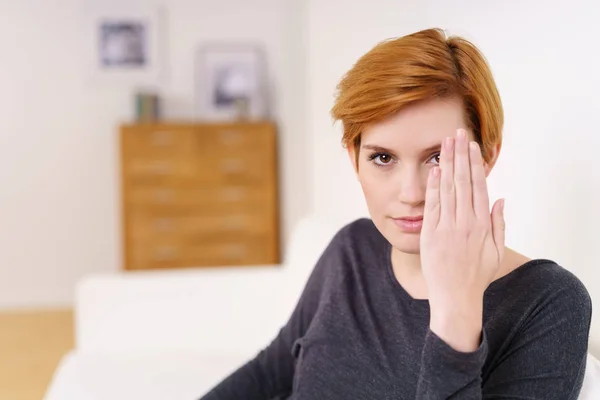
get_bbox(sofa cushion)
[44,350,250,400]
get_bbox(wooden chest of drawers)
[119,122,280,270]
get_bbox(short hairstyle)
[330,28,503,164]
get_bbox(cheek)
[357,168,396,208]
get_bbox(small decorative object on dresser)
[135,91,161,122]
[119,121,280,270]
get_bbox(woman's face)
[349,97,495,254]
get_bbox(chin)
[390,235,421,254]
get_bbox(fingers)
[491,199,506,260]
[469,141,491,223]
[423,166,441,231]
[439,136,456,224]
[438,129,494,230]
[454,129,473,227]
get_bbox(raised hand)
[420,128,505,352]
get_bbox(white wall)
[4,0,599,356]
[0,0,308,309]
[307,0,600,349]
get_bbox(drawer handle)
[154,189,175,203]
[220,187,246,202]
[151,131,173,146]
[221,215,247,230]
[131,161,172,176]
[220,159,245,174]
[219,130,243,146]
[154,218,174,232]
[154,246,179,261]
[221,244,246,258]
[153,161,173,175]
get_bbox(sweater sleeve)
[415,280,592,399]
[198,230,341,400]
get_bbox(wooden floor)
[0,309,74,400]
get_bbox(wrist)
[429,296,484,353]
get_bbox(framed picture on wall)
[195,44,269,121]
[81,3,165,85]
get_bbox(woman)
[200,28,592,399]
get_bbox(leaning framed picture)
[81,3,165,85]
[195,44,268,121]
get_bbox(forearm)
[199,351,292,400]
[199,361,267,400]
[416,297,487,399]
[416,326,488,399]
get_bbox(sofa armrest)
[75,265,299,356]
[43,349,252,400]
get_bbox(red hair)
[331,28,503,163]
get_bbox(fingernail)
[457,129,466,140]
[500,199,505,214]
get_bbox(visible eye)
[429,152,441,165]
[368,152,394,167]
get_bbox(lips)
[391,216,423,233]
[396,216,423,221]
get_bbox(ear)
[484,142,502,177]
[347,146,359,176]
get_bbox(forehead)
[361,97,467,150]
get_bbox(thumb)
[491,198,506,260]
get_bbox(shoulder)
[490,259,592,328]
[483,262,592,392]
[315,217,387,273]
[516,260,589,302]
[542,261,592,316]
[327,217,387,255]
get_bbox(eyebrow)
[361,143,442,155]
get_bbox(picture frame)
[81,3,165,85]
[195,44,268,121]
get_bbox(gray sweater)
[200,218,592,399]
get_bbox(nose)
[396,165,427,207]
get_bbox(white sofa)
[43,217,341,400]
[44,216,600,400]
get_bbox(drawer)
[195,154,274,185]
[124,157,197,184]
[190,236,275,266]
[129,238,188,270]
[124,153,273,186]
[197,125,274,153]
[127,210,275,241]
[128,236,276,269]
[127,184,274,212]
[122,126,195,157]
